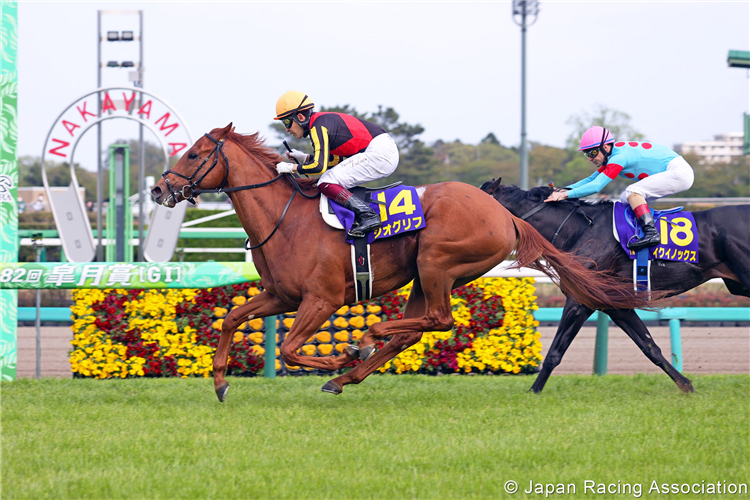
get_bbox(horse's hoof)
[321,380,342,395]
[360,345,376,361]
[216,382,230,402]
[344,345,360,358]
[680,382,696,394]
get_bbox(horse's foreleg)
[279,299,358,372]
[531,298,593,394]
[214,291,294,402]
[606,309,695,393]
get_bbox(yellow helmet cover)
[274,91,314,120]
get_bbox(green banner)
[0,1,18,381]
[0,262,261,289]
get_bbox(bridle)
[161,133,231,206]
[519,195,594,246]
[160,132,317,249]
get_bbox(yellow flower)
[335,305,349,316]
[232,296,247,306]
[348,316,364,329]
[318,344,333,355]
[334,331,350,342]
[366,314,381,327]
[333,317,349,329]
[247,318,264,330]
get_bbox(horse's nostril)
[151,186,162,198]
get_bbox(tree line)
[20,105,749,201]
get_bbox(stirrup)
[627,234,660,250]
[347,216,380,238]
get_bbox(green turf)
[2,374,748,499]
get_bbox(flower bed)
[69,278,542,379]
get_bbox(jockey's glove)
[276,162,297,174]
[286,149,309,164]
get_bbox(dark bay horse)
[151,124,654,401]
[481,178,750,394]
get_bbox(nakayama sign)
[41,87,193,263]
[44,86,191,162]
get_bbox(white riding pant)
[619,156,695,204]
[317,133,399,189]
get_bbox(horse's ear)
[489,177,503,194]
[216,123,233,140]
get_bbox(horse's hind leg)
[214,291,295,402]
[323,274,453,394]
[606,309,694,393]
[355,278,427,361]
[322,331,425,394]
[278,298,359,372]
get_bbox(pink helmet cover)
[579,126,615,151]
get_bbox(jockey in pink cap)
[545,126,695,250]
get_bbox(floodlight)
[107,61,120,68]
[107,31,119,42]
[121,31,134,42]
[121,61,135,68]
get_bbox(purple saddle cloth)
[330,185,426,244]
[613,202,699,263]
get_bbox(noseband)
[160,132,317,249]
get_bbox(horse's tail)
[510,215,652,311]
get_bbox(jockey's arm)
[566,163,623,199]
[565,170,600,191]
[298,125,331,176]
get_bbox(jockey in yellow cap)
[274,91,400,238]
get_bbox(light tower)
[98,10,145,261]
[512,0,539,190]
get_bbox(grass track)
[3,374,749,499]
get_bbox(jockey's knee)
[626,192,646,207]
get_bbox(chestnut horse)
[151,124,652,402]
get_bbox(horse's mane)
[488,182,613,208]
[222,130,320,194]
[223,131,284,166]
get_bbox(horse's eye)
[188,153,198,160]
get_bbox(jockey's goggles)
[582,147,601,159]
[281,116,295,130]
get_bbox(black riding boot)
[344,194,381,238]
[627,211,661,250]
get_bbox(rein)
[520,200,594,246]
[161,132,319,250]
